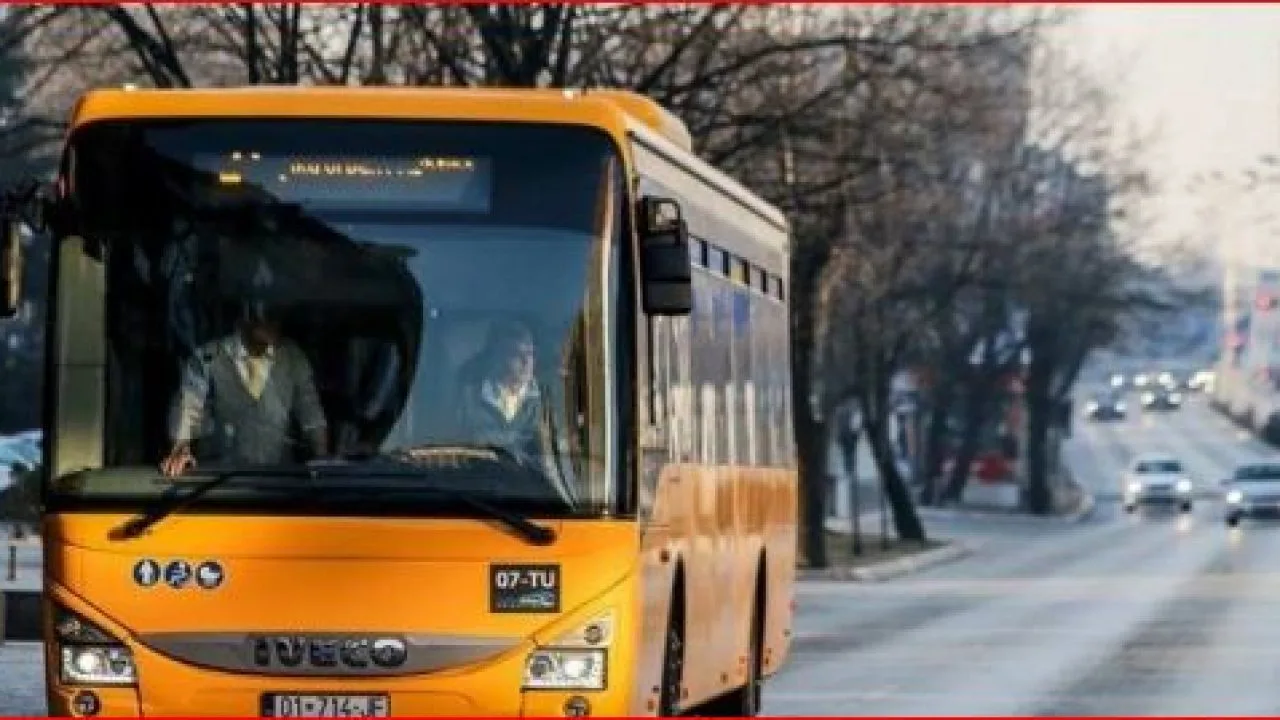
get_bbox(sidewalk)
[0,640,45,715]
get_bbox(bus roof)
[70,86,640,131]
[71,85,690,146]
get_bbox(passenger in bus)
[455,321,547,461]
[160,298,329,476]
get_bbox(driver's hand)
[161,443,196,478]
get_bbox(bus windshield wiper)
[386,439,578,509]
[110,459,558,547]
[109,466,316,541]
[312,474,558,547]
[349,448,559,546]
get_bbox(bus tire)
[658,584,685,717]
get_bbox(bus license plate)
[262,694,389,717]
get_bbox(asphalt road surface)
[766,394,1280,716]
[4,395,1280,716]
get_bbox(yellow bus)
[0,86,796,717]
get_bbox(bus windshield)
[48,119,621,518]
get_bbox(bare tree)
[1003,41,1162,514]
[805,7,1057,542]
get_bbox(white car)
[1223,461,1280,527]
[1123,454,1194,513]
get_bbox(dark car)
[1141,387,1183,412]
[1084,393,1127,421]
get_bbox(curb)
[796,540,975,582]
[1062,488,1097,524]
[912,502,1094,525]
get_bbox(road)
[766,395,1280,716]
[3,395,1280,715]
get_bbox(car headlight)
[1085,401,1099,413]
[1170,393,1183,404]
[1227,489,1244,504]
[1176,479,1192,494]
[1142,392,1155,404]
[1116,402,1127,412]
[524,610,612,691]
[1128,481,1143,494]
[54,606,136,686]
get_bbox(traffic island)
[797,532,973,582]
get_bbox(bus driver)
[161,298,329,476]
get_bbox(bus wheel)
[658,607,685,716]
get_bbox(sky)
[1061,5,1280,266]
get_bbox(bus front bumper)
[45,588,636,717]
[48,635,630,717]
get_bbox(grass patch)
[799,531,946,570]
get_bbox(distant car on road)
[1084,392,1127,421]
[1123,454,1194,513]
[1223,462,1280,527]
[1140,387,1183,412]
[1188,369,1215,393]
[1159,369,1198,389]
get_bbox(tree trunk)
[941,380,989,504]
[919,373,955,506]
[868,425,926,541]
[1023,343,1055,515]
[790,244,830,568]
[860,376,926,542]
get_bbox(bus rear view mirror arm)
[637,195,692,316]
[0,179,53,319]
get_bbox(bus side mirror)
[637,196,692,316]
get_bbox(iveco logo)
[250,636,408,669]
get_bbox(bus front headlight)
[523,649,606,690]
[55,606,136,686]
[524,609,613,690]
[1227,489,1244,504]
